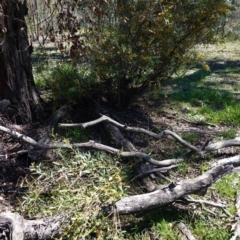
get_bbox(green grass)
[20,149,130,239]
[170,86,240,125]
[190,215,232,240]
[152,62,240,125]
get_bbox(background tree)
[0,0,43,124]
[29,0,232,109]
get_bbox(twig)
[176,222,196,240]
[130,165,177,182]
[185,196,233,217]
[0,150,29,159]
[185,196,227,209]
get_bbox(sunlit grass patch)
[190,215,232,240]
[19,149,130,239]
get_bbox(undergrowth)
[19,149,130,239]
[23,41,240,239]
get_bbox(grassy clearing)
[20,41,240,239]
[153,61,240,125]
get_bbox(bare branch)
[185,196,227,209]
[114,164,233,215]
[60,115,240,155]
[0,212,63,240]
[205,138,240,152]
[0,126,47,149]
[210,155,240,167]
[158,130,201,154]
[0,125,181,166]
[176,222,196,240]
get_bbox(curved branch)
[0,125,180,166]
[60,115,240,156]
[59,115,202,153]
[205,138,240,152]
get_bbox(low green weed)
[65,127,91,142]
[218,128,237,139]
[181,132,199,144]
[190,215,231,240]
[19,149,129,239]
[213,173,240,200]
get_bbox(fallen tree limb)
[210,155,240,168]
[176,222,196,240]
[59,115,240,156]
[59,115,201,154]
[113,164,233,215]
[0,212,63,240]
[205,138,240,152]
[0,125,183,166]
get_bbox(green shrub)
[45,63,100,107]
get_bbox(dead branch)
[210,155,240,167]
[59,115,201,153]
[59,115,240,155]
[185,196,227,209]
[0,212,63,240]
[205,138,240,152]
[0,125,182,166]
[176,222,196,240]
[113,164,233,215]
[0,126,47,149]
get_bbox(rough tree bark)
[0,0,43,124]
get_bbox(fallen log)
[0,212,63,240]
[113,164,233,215]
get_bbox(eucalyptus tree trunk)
[0,0,43,124]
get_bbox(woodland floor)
[1,40,240,239]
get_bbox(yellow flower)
[202,64,210,72]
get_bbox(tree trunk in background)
[0,0,43,124]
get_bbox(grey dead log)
[114,164,233,215]
[210,155,240,168]
[0,212,63,240]
[176,222,196,240]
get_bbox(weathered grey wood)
[0,212,63,240]
[210,155,240,167]
[59,115,240,156]
[205,138,240,152]
[176,222,196,240]
[114,164,233,214]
